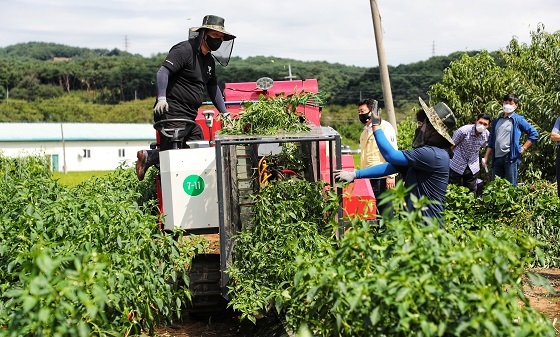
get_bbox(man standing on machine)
[136,14,236,181]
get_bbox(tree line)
[0,41,475,112]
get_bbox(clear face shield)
[189,29,235,66]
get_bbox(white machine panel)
[159,147,219,230]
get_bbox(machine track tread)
[188,254,228,316]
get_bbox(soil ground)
[152,268,560,337]
[524,268,560,334]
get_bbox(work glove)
[220,111,234,130]
[481,158,488,172]
[334,170,356,183]
[221,111,231,120]
[154,97,169,115]
[370,105,382,126]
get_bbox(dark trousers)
[491,155,520,187]
[449,166,478,193]
[556,147,560,197]
[370,178,392,217]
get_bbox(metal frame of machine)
[151,78,376,310]
[213,127,344,293]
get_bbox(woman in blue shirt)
[335,97,456,220]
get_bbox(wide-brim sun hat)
[418,97,456,146]
[190,15,236,41]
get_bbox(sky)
[1,0,560,68]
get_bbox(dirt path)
[524,268,560,334]
[153,312,288,337]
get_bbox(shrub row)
[227,180,557,336]
[0,155,204,336]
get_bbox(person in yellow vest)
[358,98,398,216]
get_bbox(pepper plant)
[226,179,339,323]
[0,154,208,336]
[219,91,324,136]
[283,183,556,336]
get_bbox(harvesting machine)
[151,77,376,314]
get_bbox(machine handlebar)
[153,119,197,150]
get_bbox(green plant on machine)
[219,91,324,136]
[226,179,339,323]
[274,142,306,173]
[0,154,209,336]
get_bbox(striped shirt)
[449,124,489,175]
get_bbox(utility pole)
[60,123,67,174]
[284,64,297,81]
[369,0,396,131]
[432,41,436,57]
[124,35,129,52]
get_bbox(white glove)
[220,111,234,130]
[154,97,169,115]
[481,158,488,172]
[334,170,356,183]
[370,106,381,126]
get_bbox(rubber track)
[188,254,228,316]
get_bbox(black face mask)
[412,120,426,148]
[359,113,371,124]
[412,127,424,148]
[415,121,452,152]
[205,35,223,51]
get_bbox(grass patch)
[52,170,113,187]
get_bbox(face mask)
[475,123,486,133]
[359,113,371,124]
[205,35,223,51]
[503,104,515,114]
[412,121,425,148]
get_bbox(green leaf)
[38,307,50,322]
[395,287,410,301]
[482,320,498,335]
[369,307,380,326]
[175,297,181,311]
[36,253,55,276]
[22,295,38,313]
[471,264,485,284]
[78,322,90,337]
[494,268,502,284]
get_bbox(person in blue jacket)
[482,93,538,186]
[335,97,456,220]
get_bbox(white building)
[0,123,156,172]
